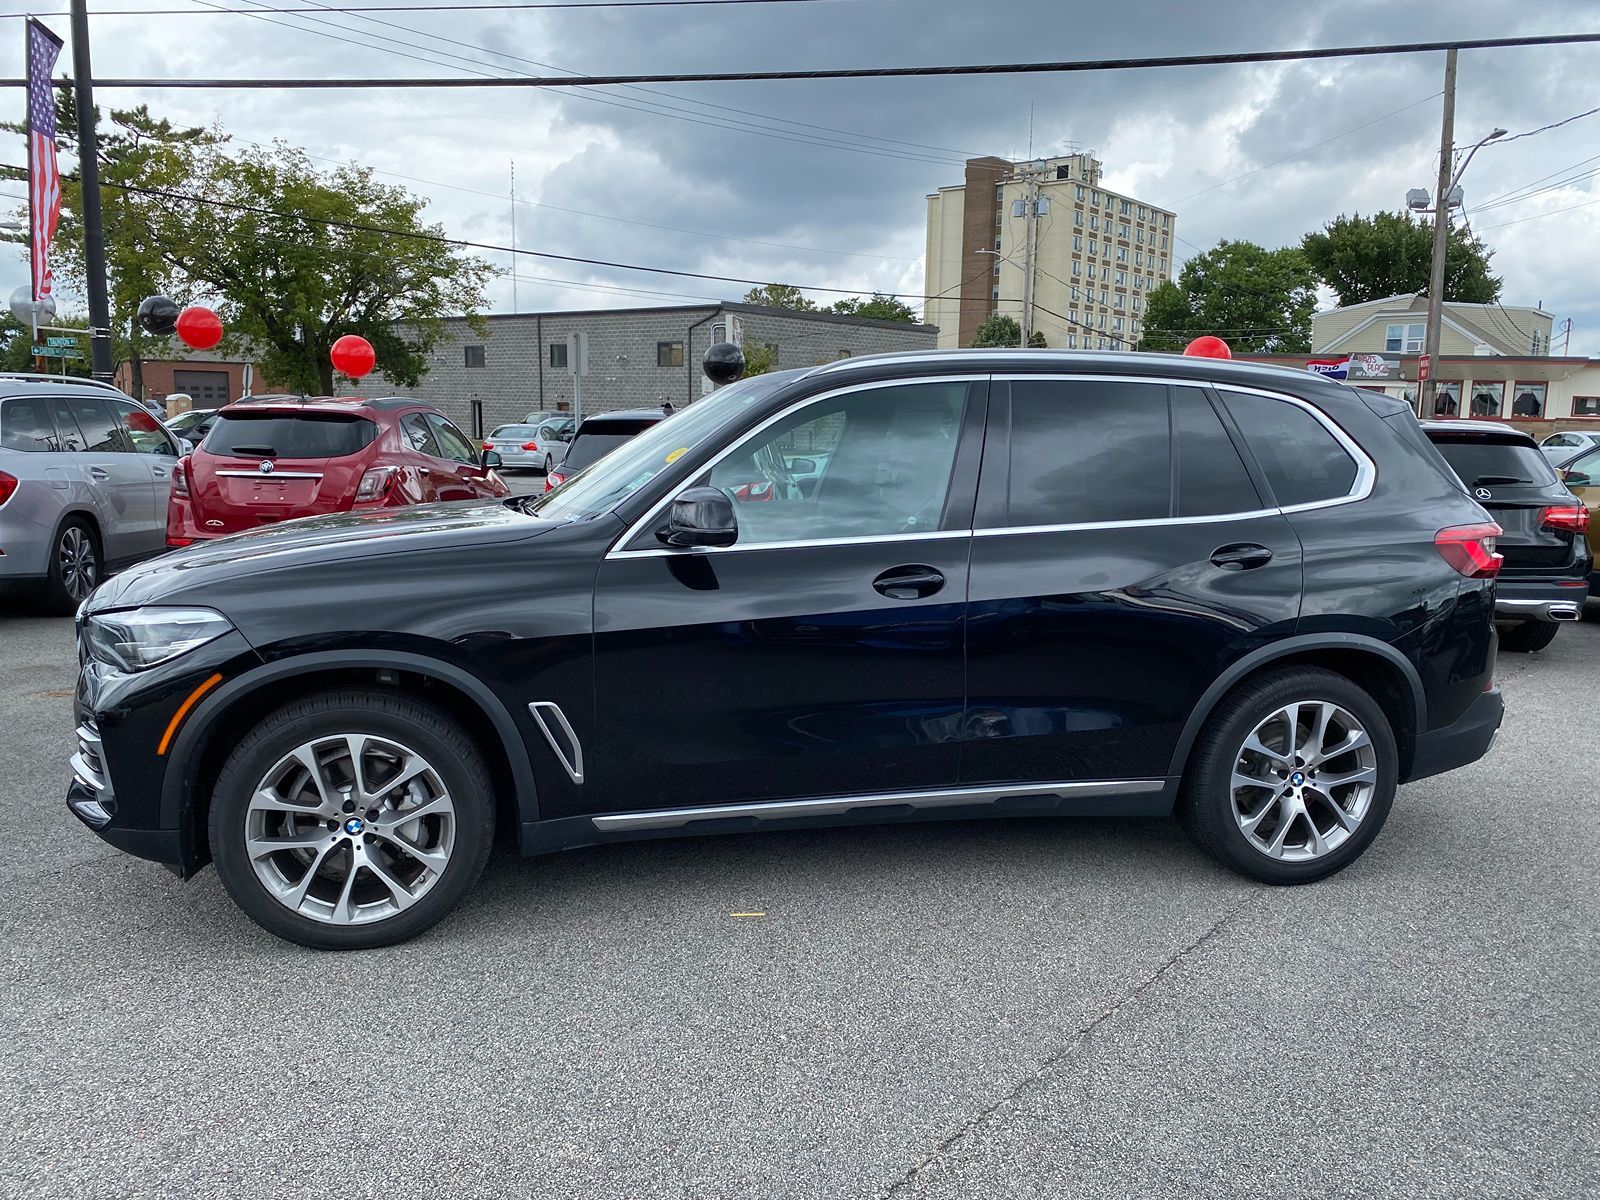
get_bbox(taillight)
[172,456,191,499]
[0,470,16,506]
[481,441,493,451]
[545,471,566,492]
[521,441,539,451]
[1538,504,1589,532]
[355,466,397,502]
[1435,522,1504,578]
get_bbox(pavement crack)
[875,890,1255,1199]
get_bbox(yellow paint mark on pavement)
[731,912,766,918]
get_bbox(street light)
[1410,120,1505,414]
[974,249,1023,347]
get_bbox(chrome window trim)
[605,374,988,559]
[615,528,970,559]
[528,701,584,785]
[590,777,1163,832]
[214,469,325,479]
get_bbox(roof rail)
[0,371,126,394]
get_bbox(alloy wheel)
[1229,700,1378,862]
[245,733,457,924]
[58,526,97,600]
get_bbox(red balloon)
[330,334,376,380]
[1184,335,1233,359]
[174,306,223,351]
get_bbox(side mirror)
[787,457,817,474]
[483,450,503,469]
[1563,470,1592,488]
[178,437,195,455]
[659,486,738,548]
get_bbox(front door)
[588,377,985,818]
[962,376,1303,787]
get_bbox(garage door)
[173,370,231,407]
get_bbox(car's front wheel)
[1180,667,1397,884]
[209,689,495,949]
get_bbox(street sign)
[32,344,83,359]
[1418,353,1432,382]
[45,335,78,348]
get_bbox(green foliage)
[1138,240,1317,353]
[741,342,779,377]
[1027,330,1047,348]
[1301,211,1501,306]
[742,283,816,311]
[828,293,918,323]
[972,313,1022,347]
[0,314,93,377]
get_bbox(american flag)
[26,20,64,304]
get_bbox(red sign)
[1418,353,1431,382]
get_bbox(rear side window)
[1,397,60,451]
[1001,379,1170,526]
[65,397,127,453]
[1221,392,1359,507]
[563,419,659,472]
[205,412,378,458]
[1430,438,1557,487]
[1174,388,1261,517]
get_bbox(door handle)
[872,564,945,599]
[151,466,168,478]
[1210,543,1274,571]
[88,467,110,481]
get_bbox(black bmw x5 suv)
[69,351,1503,949]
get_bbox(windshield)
[526,372,798,521]
[1431,438,1557,487]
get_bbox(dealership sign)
[1306,356,1350,380]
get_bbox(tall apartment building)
[925,154,1176,350]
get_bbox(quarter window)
[1175,389,1261,516]
[996,380,1170,526]
[1220,391,1359,507]
[0,396,60,451]
[704,381,969,544]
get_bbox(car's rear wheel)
[1498,620,1559,653]
[1180,667,1397,884]
[209,689,495,949]
[41,517,100,614]
[543,453,553,474]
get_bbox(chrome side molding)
[590,777,1163,832]
[528,701,584,785]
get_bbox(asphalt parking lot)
[2,606,1596,1199]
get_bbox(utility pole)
[1018,162,1042,348]
[1419,48,1457,417]
[509,158,518,313]
[68,0,113,382]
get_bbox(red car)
[167,395,510,545]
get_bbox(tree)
[828,293,918,323]
[0,313,92,377]
[743,283,816,311]
[1138,239,1317,353]
[1027,330,1047,348]
[972,313,1022,347]
[741,341,778,377]
[1301,210,1501,306]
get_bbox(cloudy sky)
[3,0,1598,350]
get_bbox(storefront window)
[1510,382,1546,417]
[1433,381,1462,416]
[1469,380,1504,417]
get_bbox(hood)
[88,500,560,613]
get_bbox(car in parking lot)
[543,407,669,490]
[483,417,573,474]
[69,350,1503,949]
[167,394,511,544]
[163,407,221,444]
[1422,420,1590,652]
[0,375,182,611]
[1539,430,1600,469]
[1556,444,1600,591]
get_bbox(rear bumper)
[1406,687,1503,783]
[1495,578,1589,623]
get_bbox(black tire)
[542,454,553,474]
[209,688,495,950]
[40,516,101,615]
[1179,667,1398,885]
[1498,620,1559,653]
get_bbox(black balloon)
[702,341,745,386]
[137,295,181,336]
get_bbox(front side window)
[1220,391,1359,507]
[114,401,175,456]
[997,380,1170,526]
[0,396,60,451]
[427,414,481,465]
[704,381,968,545]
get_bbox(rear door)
[1429,433,1577,578]
[110,400,182,557]
[61,395,162,561]
[962,376,1303,788]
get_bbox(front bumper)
[1406,686,1503,783]
[1494,578,1589,623]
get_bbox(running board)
[590,778,1164,833]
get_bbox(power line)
[1470,152,1600,210]
[1476,195,1600,231]
[3,0,857,15]
[13,32,1600,90]
[1490,104,1600,144]
[1472,162,1600,214]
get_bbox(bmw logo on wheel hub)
[1290,771,1305,786]
[344,817,365,835]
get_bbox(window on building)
[1076,185,1086,201]
[1115,293,1127,309]
[711,322,727,342]
[1465,380,1504,417]
[1099,312,1107,329]
[1164,213,1171,227]
[1114,271,1127,287]
[1133,296,1142,313]
[1116,248,1128,263]
[1433,381,1462,416]
[1074,209,1083,226]
[1221,391,1359,506]
[1138,205,1147,220]
[1087,264,1096,280]
[1071,260,1081,277]
[996,184,1005,199]
[1068,334,1078,349]
[1384,323,1426,353]
[1159,258,1167,273]
[1135,251,1144,266]
[1073,234,1083,251]
[1100,289,1109,305]
[1137,229,1145,245]
[1090,215,1099,232]
[1089,239,1099,256]
[1070,285,1080,301]
[1510,382,1546,417]
[1573,397,1600,416]
[549,342,568,369]
[1092,190,1101,206]
[657,341,685,368]
[463,345,486,368]
[992,286,1000,300]
[1120,199,1132,216]
[1118,224,1130,239]
[1113,317,1125,332]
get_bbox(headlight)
[84,608,234,672]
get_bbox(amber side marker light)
[157,673,224,755]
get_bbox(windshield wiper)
[1472,474,1527,486]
